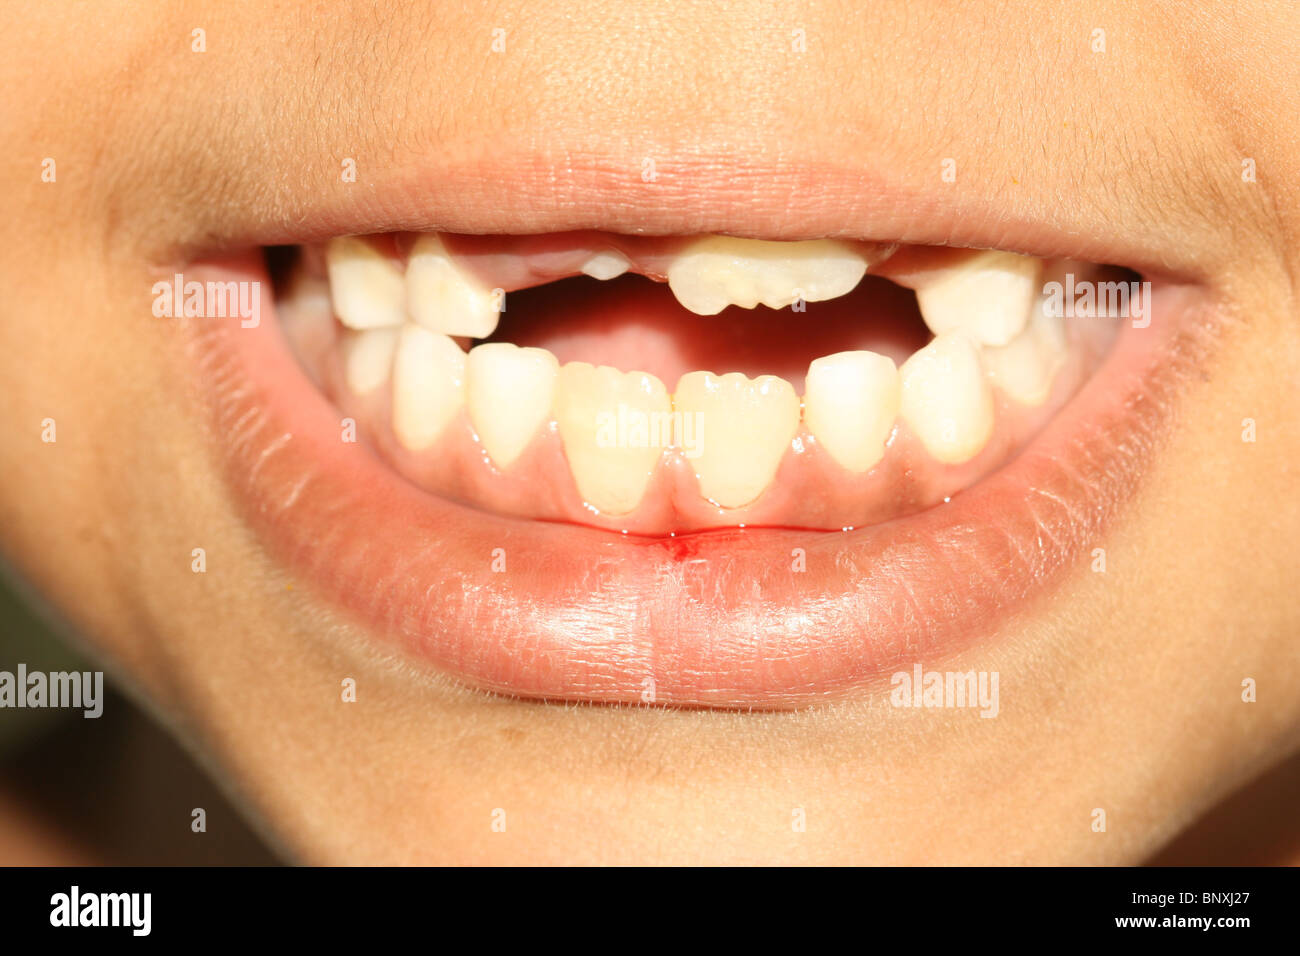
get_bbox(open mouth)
[186,218,1213,707]
[274,234,1130,533]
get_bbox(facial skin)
[1,1,1298,863]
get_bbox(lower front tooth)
[899,333,995,464]
[803,350,900,473]
[343,327,400,395]
[672,371,799,508]
[555,363,671,515]
[466,343,559,469]
[392,325,466,451]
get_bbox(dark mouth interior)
[485,273,930,391]
[264,244,301,293]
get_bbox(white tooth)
[580,251,630,281]
[391,325,466,451]
[466,343,558,469]
[555,363,670,515]
[667,237,868,316]
[405,234,501,339]
[343,328,400,395]
[982,301,1067,406]
[325,237,406,330]
[914,250,1042,347]
[803,351,900,473]
[672,371,799,508]
[1032,291,1067,354]
[899,333,995,464]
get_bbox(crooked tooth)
[914,250,1042,347]
[667,237,868,316]
[803,351,899,473]
[672,371,799,508]
[466,343,558,469]
[982,304,1067,406]
[391,325,466,451]
[406,234,501,339]
[343,327,400,395]
[899,333,994,464]
[580,251,630,281]
[555,363,670,515]
[326,236,405,330]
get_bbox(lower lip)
[189,252,1213,707]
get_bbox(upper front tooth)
[391,325,466,451]
[466,343,559,469]
[667,237,869,316]
[803,350,900,473]
[326,237,406,330]
[406,234,501,339]
[580,251,630,281]
[914,250,1042,347]
[982,301,1067,406]
[899,332,995,464]
[554,363,670,515]
[672,371,799,508]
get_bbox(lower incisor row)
[345,317,1066,515]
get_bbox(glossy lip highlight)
[183,236,1221,708]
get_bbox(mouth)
[185,205,1218,707]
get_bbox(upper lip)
[184,151,1220,708]
[181,147,1211,286]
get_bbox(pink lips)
[187,250,1215,707]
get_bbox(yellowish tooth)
[914,250,1042,347]
[405,234,501,339]
[667,236,869,316]
[466,343,558,469]
[391,325,466,451]
[343,328,400,395]
[672,371,799,508]
[982,305,1067,406]
[803,351,899,473]
[580,251,630,281]
[325,236,405,330]
[899,333,995,464]
[554,363,671,515]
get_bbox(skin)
[1,1,1298,863]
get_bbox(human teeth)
[555,363,671,515]
[466,343,559,469]
[982,304,1067,406]
[667,237,868,316]
[899,333,995,464]
[325,236,405,330]
[914,250,1042,347]
[391,325,466,451]
[580,251,630,281]
[803,351,900,473]
[405,234,501,339]
[672,371,799,507]
[343,328,400,395]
